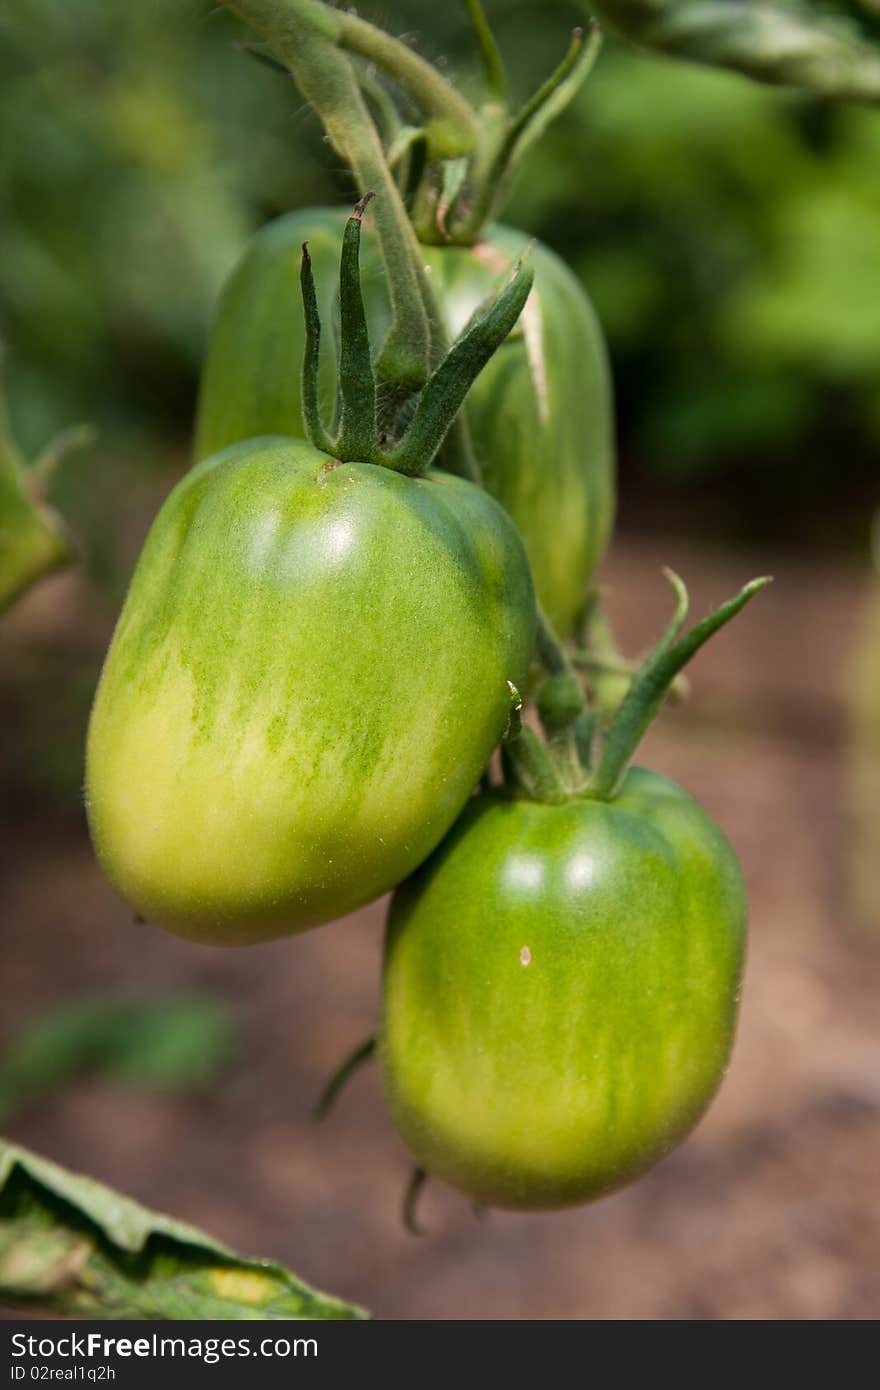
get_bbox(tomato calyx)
[503,571,772,806]
[424,19,603,247]
[299,195,534,476]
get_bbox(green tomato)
[86,438,535,946]
[194,208,615,635]
[381,769,746,1210]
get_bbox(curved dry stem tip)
[313,1036,377,1121]
[352,190,376,221]
[402,1167,428,1237]
[31,423,96,494]
[503,680,523,742]
[659,567,690,645]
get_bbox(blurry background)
[2,0,879,1319]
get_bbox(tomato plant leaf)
[0,1139,368,1319]
[588,0,880,103]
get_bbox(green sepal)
[589,571,772,800]
[299,201,534,475]
[336,195,378,461]
[299,241,337,455]
[383,257,535,475]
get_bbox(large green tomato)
[381,769,746,1210]
[86,438,535,946]
[194,208,615,635]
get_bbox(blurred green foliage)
[510,40,880,492]
[0,0,331,457]
[1,0,879,555]
[0,995,236,1122]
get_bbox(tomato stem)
[588,572,772,801]
[502,725,567,804]
[223,0,438,398]
[313,1036,377,1121]
[402,1167,428,1237]
[533,606,594,788]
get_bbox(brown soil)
[2,534,879,1320]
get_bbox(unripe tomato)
[381,769,746,1209]
[194,209,615,635]
[86,438,535,946]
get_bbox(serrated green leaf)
[0,1138,368,1320]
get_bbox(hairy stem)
[222,0,440,395]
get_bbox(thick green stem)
[588,572,771,801]
[502,724,567,804]
[223,0,439,395]
[235,0,478,150]
[334,7,478,155]
[534,605,591,790]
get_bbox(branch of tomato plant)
[584,0,880,103]
[222,0,442,408]
[449,21,603,245]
